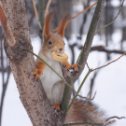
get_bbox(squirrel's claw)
[71,64,78,72]
[64,64,78,73]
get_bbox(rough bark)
[1,0,65,126]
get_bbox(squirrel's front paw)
[71,64,78,73]
[33,69,42,80]
[64,64,71,71]
[65,64,78,73]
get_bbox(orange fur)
[0,3,7,27]
[61,60,78,72]
[52,103,61,110]
[0,2,15,46]
[65,99,106,125]
[43,12,53,38]
[33,61,45,80]
[56,15,70,37]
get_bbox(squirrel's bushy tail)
[65,99,109,126]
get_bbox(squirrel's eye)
[48,41,52,45]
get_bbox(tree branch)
[74,0,103,81]
[61,0,103,112]
[92,54,125,71]
[91,45,126,55]
[71,2,97,19]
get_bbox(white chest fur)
[39,53,65,104]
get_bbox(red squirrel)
[33,12,78,109]
[33,13,107,123]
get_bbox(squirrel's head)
[42,12,70,61]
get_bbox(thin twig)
[71,2,97,19]
[76,44,126,55]
[63,2,97,31]
[76,92,96,101]
[93,54,125,71]
[67,70,91,111]
[64,121,104,126]
[76,94,88,99]
[64,116,125,126]
[106,116,125,122]
[31,0,41,28]
[91,45,126,55]
[104,116,125,126]
[86,62,92,71]
[87,71,98,99]
[104,120,115,126]
[44,0,52,17]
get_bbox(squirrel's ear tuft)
[43,12,53,39]
[56,15,70,37]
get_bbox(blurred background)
[0,0,126,126]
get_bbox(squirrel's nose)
[58,48,64,53]
[59,48,63,52]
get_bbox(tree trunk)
[1,0,65,126]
